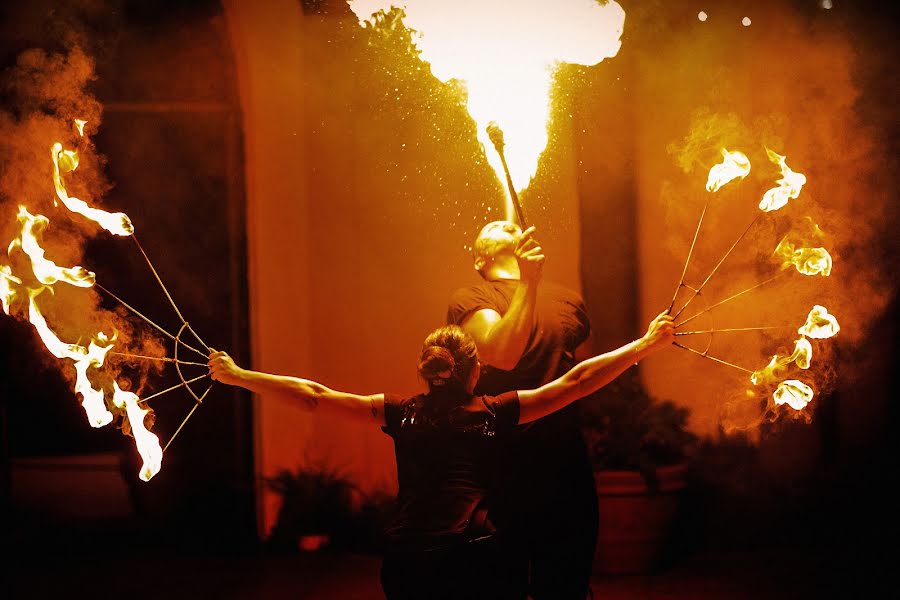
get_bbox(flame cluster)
[705,147,839,414]
[2,119,161,481]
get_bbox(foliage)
[264,465,396,554]
[581,370,697,492]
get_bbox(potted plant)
[263,465,358,553]
[580,370,698,574]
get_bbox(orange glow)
[759,147,807,212]
[706,148,751,192]
[27,292,114,428]
[112,381,163,482]
[51,142,134,236]
[773,379,814,411]
[774,237,833,276]
[1,264,21,314]
[349,0,625,201]
[798,304,840,339]
[13,206,96,287]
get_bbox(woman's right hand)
[642,311,676,351]
[208,349,244,386]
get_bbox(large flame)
[798,305,840,339]
[27,292,114,428]
[759,148,807,212]
[12,206,96,287]
[112,381,162,482]
[773,379,814,411]
[348,0,626,201]
[1,264,21,314]
[706,148,751,192]
[774,237,833,276]
[51,138,134,236]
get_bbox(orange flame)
[759,148,807,212]
[27,292,114,428]
[750,336,812,385]
[774,237,833,276]
[13,206,96,287]
[348,0,625,202]
[74,119,87,137]
[798,305,840,339]
[706,148,751,192]
[1,264,21,314]
[51,142,134,236]
[112,381,162,482]
[773,379,814,411]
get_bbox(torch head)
[486,121,505,152]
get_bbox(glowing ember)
[798,305,840,339]
[51,142,134,236]
[348,0,625,200]
[1,264,21,314]
[706,148,751,192]
[774,237,833,276]
[773,379,814,411]
[13,206,96,287]
[698,11,708,22]
[112,381,162,482]
[759,148,807,212]
[27,292,114,427]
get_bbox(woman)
[208,311,674,599]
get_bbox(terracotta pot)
[297,533,330,551]
[593,463,687,574]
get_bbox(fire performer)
[208,316,673,599]
[446,220,599,599]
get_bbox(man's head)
[472,220,523,278]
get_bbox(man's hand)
[515,225,544,284]
[642,311,676,351]
[208,349,245,386]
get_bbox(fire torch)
[486,121,528,228]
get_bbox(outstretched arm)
[208,350,386,425]
[517,311,675,424]
[461,227,543,370]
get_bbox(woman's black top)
[381,388,520,551]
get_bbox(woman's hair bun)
[418,345,456,385]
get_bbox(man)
[446,220,598,599]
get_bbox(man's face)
[474,221,522,259]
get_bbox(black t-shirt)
[446,279,595,513]
[381,389,520,550]
[447,280,590,394]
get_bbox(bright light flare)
[759,148,806,212]
[348,0,626,199]
[798,305,840,339]
[13,206,96,287]
[51,142,134,236]
[773,379,814,411]
[706,148,751,192]
[112,381,162,482]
